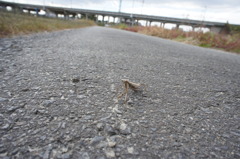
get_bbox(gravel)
[0,26,240,158]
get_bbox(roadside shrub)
[122,25,240,53]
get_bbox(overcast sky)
[4,0,240,24]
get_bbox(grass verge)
[113,24,240,54]
[0,11,95,38]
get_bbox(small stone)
[83,115,92,120]
[61,147,68,153]
[105,148,115,158]
[109,135,117,142]
[96,156,106,159]
[127,147,134,154]
[74,117,79,121]
[77,95,86,99]
[43,144,53,159]
[42,100,55,107]
[119,123,131,135]
[9,147,19,155]
[115,145,125,152]
[127,99,134,105]
[230,130,240,137]
[62,153,71,159]
[200,107,212,113]
[90,136,105,145]
[77,152,90,159]
[1,123,10,130]
[108,141,116,148]
[7,92,12,97]
[40,135,46,140]
[97,123,104,131]
[151,128,157,131]
[185,128,192,133]
[99,115,112,121]
[61,122,66,129]
[139,120,148,124]
[112,106,122,114]
[6,106,21,113]
[105,125,117,136]
[0,97,7,102]
[222,133,230,138]
[115,152,120,157]
[52,150,61,158]
[96,141,108,148]
[72,78,80,83]
[21,88,30,92]
[69,114,75,119]
[120,123,127,130]
[142,148,146,151]
[32,86,41,90]
[82,78,90,81]
[37,109,45,114]
[0,152,8,157]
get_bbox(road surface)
[0,26,240,158]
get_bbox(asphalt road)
[0,26,240,159]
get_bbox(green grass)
[0,11,95,37]
[112,23,128,30]
[119,26,240,54]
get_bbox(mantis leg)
[124,83,129,103]
[118,84,127,99]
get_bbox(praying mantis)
[117,79,146,103]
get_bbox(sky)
[4,0,240,25]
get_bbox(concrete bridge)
[1,0,238,33]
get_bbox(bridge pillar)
[12,6,21,14]
[75,13,79,19]
[131,19,135,26]
[113,17,116,23]
[35,8,39,16]
[136,19,139,25]
[96,15,99,22]
[176,24,180,29]
[0,5,6,11]
[192,26,196,32]
[149,21,152,26]
[71,13,75,18]
[64,11,69,19]
[45,9,57,18]
[161,23,165,28]
[102,15,105,23]
[65,14,69,19]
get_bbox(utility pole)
[131,0,135,26]
[118,0,122,23]
[119,0,122,12]
[43,0,45,11]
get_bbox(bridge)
[1,0,238,33]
